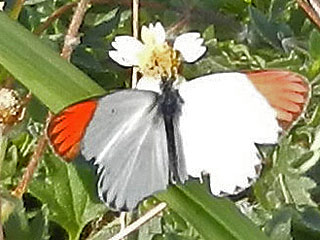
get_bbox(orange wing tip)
[246,70,310,129]
[48,100,97,162]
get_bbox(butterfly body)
[157,80,186,183]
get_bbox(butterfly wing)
[80,90,171,211]
[48,100,97,161]
[246,70,309,129]
[178,71,308,195]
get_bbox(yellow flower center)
[137,42,181,79]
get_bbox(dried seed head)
[0,88,25,128]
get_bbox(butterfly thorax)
[158,79,184,118]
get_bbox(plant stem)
[61,0,91,60]
[0,131,7,240]
[131,0,139,88]
[8,0,25,20]
[33,2,77,36]
[11,114,52,198]
[297,0,320,30]
[109,203,167,240]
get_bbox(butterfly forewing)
[48,100,97,161]
[81,90,170,211]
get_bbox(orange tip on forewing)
[48,100,97,162]
[246,70,309,130]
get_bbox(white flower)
[109,22,206,79]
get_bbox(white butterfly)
[48,22,309,211]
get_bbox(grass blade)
[158,182,270,240]
[0,12,105,113]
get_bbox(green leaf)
[264,207,294,240]
[161,208,203,239]
[0,133,8,179]
[309,30,320,60]
[29,154,107,240]
[1,193,18,223]
[269,0,290,21]
[284,176,316,207]
[157,182,270,240]
[4,199,49,240]
[137,214,162,240]
[0,12,105,113]
[201,0,248,15]
[254,135,317,211]
[291,207,320,240]
[203,25,215,41]
[249,7,293,49]
[84,7,119,27]
[309,30,320,77]
[262,206,320,240]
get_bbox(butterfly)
[48,22,309,211]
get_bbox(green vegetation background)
[1,0,320,239]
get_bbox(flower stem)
[61,0,91,60]
[109,203,167,240]
[297,0,320,30]
[131,0,139,88]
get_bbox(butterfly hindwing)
[81,90,172,211]
[178,72,281,195]
[177,71,308,196]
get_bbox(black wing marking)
[81,90,170,211]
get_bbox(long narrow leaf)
[0,12,105,113]
[158,182,270,240]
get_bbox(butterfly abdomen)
[157,83,187,183]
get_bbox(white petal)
[111,36,144,51]
[177,32,200,41]
[141,25,153,45]
[141,25,150,44]
[109,36,144,66]
[109,51,134,67]
[141,22,165,45]
[173,32,207,63]
[153,22,166,44]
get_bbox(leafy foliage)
[1,0,320,239]
[29,155,107,240]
